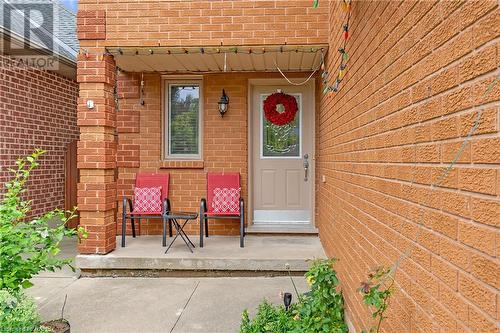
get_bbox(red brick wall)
[317,1,499,332]
[76,0,329,253]
[116,72,310,236]
[78,0,328,46]
[0,55,79,217]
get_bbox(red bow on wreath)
[263,93,298,126]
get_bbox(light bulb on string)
[342,52,349,62]
[342,0,351,13]
[338,68,345,80]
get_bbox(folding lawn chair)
[121,173,171,247]
[200,172,245,248]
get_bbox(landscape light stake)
[283,292,292,311]
[285,263,301,301]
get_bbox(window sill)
[159,160,204,169]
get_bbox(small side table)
[163,211,198,253]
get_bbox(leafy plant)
[0,289,52,333]
[0,149,85,291]
[240,301,298,333]
[240,259,347,333]
[294,258,347,333]
[359,266,395,333]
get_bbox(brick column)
[76,51,117,254]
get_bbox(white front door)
[251,82,315,225]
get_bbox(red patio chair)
[200,172,245,248]
[121,173,172,247]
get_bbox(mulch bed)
[42,319,70,333]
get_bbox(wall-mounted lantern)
[218,89,229,117]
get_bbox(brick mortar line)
[318,180,499,277]
[322,3,495,133]
[327,87,500,149]
[320,3,401,114]
[325,65,500,148]
[326,0,383,86]
[384,77,499,293]
[328,170,499,237]
[321,0,454,125]
[328,160,500,170]
[326,171,498,270]
[392,271,478,333]
[319,200,479,332]
[323,57,500,146]
[325,183,500,318]
[437,271,499,328]
[339,0,430,102]
[376,260,477,332]
[332,0,412,97]
[373,2,496,100]
[325,162,500,194]
[322,161,499,196]
[326,1,473,121]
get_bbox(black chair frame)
[121,197,172,247]
[199,198,245,248]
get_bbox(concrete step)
[76,235,326,277]
[246,223,319,235]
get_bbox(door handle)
[303,154,309,182]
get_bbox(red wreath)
[263,93,298,126]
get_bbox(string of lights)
[79,45,326,59]
[322,0,352,94]
[79,45,327,74]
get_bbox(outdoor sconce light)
[218,89,229,117]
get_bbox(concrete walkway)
[27,238,311,333]
[29,275,308,333]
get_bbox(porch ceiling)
[106,45,328,73]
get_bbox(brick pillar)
[76,51,117,254]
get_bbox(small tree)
[359,266,395,333]
[0,149,85,291]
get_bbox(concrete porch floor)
[76,235,326,275]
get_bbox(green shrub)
[0,150,85,291]
[0,289,52,333]
[294,259,347,333]
[240,301,298,333]
[240,259,348,333]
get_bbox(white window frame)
[164,79,203,160]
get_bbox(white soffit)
[106,45,328,73]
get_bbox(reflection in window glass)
[169,85,200,156]
[262,94,301,157]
